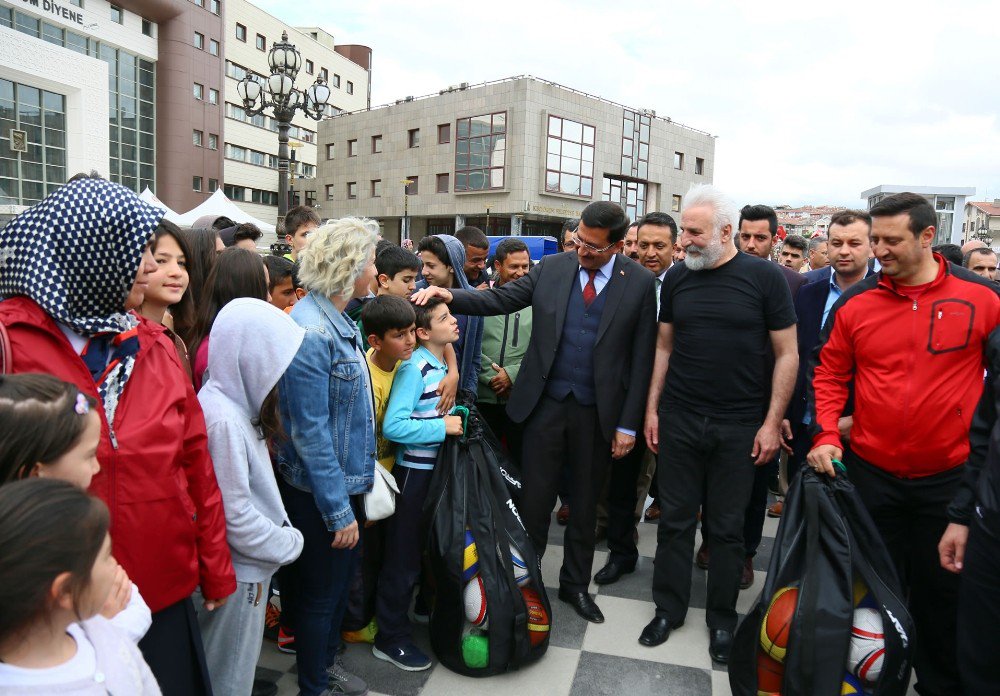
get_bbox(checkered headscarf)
[0,177,163,336]
[0,178,163,431]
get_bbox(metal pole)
[403,185,409,242]
[276,118,290,235]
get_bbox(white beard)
[683,230,724,271]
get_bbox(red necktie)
[583,269,598,306]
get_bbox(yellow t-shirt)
[367,348,401,472]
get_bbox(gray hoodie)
[198,298,305,582]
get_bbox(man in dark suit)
[411,201,657,623]
[786,210,874,470]
[737,204,808,296]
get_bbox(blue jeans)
[280,478,361,696]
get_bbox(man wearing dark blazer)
[412,201,657,623]
[787,210,874,470]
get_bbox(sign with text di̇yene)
[19,0,85,26]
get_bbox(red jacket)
[810,256,1000,478]
[0,297,235,612]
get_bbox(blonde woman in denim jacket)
[276,217,378,696]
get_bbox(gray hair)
[298,217,379,298]
[682,184,739,236]
[808,234,828,252]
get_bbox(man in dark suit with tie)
[411,201,657,623]
[786,210,874,470]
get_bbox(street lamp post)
[236,31,330,235]
[977,221,993,246]
[401,178,414,242]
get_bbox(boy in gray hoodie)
[194,298,305,696]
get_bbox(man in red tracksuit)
[807,192,1000,696]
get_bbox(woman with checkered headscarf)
[0,177,236,696]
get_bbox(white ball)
[847,607,885,684]
[509,543,531,587]
[463,575,488,628]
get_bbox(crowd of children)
[0,178,480,696]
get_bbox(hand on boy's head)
[410,286,452,306]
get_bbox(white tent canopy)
[138,187,183,224]
[171,189,276,235]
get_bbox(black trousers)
[958,510,1000,695]
[605,439,647,565]
[742,457,778,557]
[478,401,524,468]
[139,597,213,696]
[846,451,962,696]
[520,394,611,593]
[652,408,758,631]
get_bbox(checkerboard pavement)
[254,502,918,696]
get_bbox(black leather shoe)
[557,588,604,623]
[594,559,636,585]
[638,616,683,647]
[709,629,734,663]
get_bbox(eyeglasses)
[572,232,617,254]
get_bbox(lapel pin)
[619,270,625,276]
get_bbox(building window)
[141,19,153,36]
[455,112,506,191]
[209,88,219,105]
[408,128,420,148]
[371,179,382,197]
[110,4,123,23]
[305,60,314,75]
[0,80,68,206]
[671,194,682,212]
[325,184,334,200]
[602,176,647,222]
[673,151,684,170]
[621,109,650,179]
[235,23,246,42]
[70,0,83,6]
[371,135,382,154]
[208,178,218,192]
[695,157,704,175]
[194,32,204,49]
[208,133,218,150]
[193,0,203,6]
[210,0,220,13]
[193,83,204,100]
[209,39,219,56]
[256,34,266,51]
[545,115,595,197]
[320,68,328,82]
[405,177,418,195]
[332,74,340,88]
[348,139,357,157]
[436,173,449,193]
[347,182,358,199]
[193,176,203,192]
[346,81,354,94]
[193,129,203,146]
[325,143,335,159]
[437,123,450,144]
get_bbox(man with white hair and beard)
[640,185,798,663]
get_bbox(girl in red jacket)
[0,177,236,696]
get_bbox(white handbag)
[363,462,400,522]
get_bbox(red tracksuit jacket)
[809,255,1000,478]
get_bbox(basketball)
[463,574,489,627]
[848,607,885,685]
[841,671,865,694]
[521,586,550,647]
[463,529,479,583]
[509,543,531,587]
[756,649,784,692]
[461,634,489,669]
[759,585,798,662]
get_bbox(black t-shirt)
[658,253,796,420]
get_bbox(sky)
[255,0,1000,208]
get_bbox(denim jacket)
[277,292,376,531]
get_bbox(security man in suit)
[411,201,657,623]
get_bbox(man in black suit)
[412,201,657,623]
[786,210,874,470]
[643,187,798,662]
[737,204,808,296]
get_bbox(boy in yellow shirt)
[341,295,416,645]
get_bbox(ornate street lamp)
[236,31,331,232]
[977,221,993,245]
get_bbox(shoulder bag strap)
[0,320,10,374]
